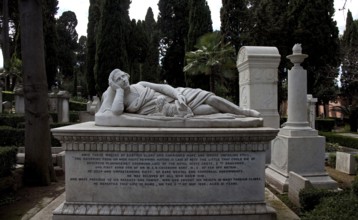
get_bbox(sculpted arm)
[138,81,185,104]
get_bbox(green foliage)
[0,126,24,147]
[86,0,102,98]
[301,192,358,220]
[340,10,358,116]
[69,100,87,112]
[184,32,236,97]
[42,0,59,89]
[69,112,80,123]
[325,142,339,153]
[320,132,358,150]
[158,0,189,87]
[299,187,338,212]
[2,91,14,102]
[95,0,131,95]
[56,10,78,85]
[328,153,336,168]
[352,176,358,197]
[0,147,18,177]
[0,114,25,128]
[315,119,335,132]
[186,0,212,52]
[287,0,339,104]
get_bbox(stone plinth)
[52,122,278,220]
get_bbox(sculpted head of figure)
[109,69,130,90]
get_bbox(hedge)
[299,187,338,212]
[0,114,25,128]
[280,117,335,131]
[320,132,358,150]
[0,126,24,146]
[2,91,14,103]
[0,147,17,177]
[69,100,87,111]
[315,119,335,132]
[301,192,358,220]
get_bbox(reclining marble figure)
[95,69,263,127]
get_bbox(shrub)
[0,147,18,177]
[328,153,336,168]
[69,100,86,111]
[0,114,25,128]
[315,119,335,132]
[320,132,358,150]
[69,111,80,123]
[301,193,358,220]
[352,176,358,197]
[2,91,14,102]
[0,126,24,146]
[325,142,339,152]
[299,187,338,212]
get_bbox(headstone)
[237,46,281,164]
[336,151,358,175]
[288,172,313,207]
[265,44,337,193]
[14,87,25,114]
[52,122,278,220]
[307,94,317,129]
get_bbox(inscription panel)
[66,151,265,203]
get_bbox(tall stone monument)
[52,69,278,219]
[237,46,281,164]
[265,44,337,193]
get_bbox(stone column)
[57,91,70,123]
[0,87,2,113]
[307,94,317,129]
[265,44,337,193]
[237,46,281,164]
[14,87,25,114]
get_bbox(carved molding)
[54,202,271,216]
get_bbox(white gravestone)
[52,122,278,220]
[265,44,337,193]
[336,151,358,175]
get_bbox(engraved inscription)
[68,152,261,187]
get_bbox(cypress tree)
[341,10,358,105]
[142,7,160,82]
[287,0,340,105]
[94,0,130,95]
[158,0,189,86]
[42,0,59,90]
[86,0,101,98]
[220,0,256,53]
[186,0,212,52]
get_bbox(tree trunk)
[19,0,55,186]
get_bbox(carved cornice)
[52,123,277,152]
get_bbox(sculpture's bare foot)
[242,109,261,117]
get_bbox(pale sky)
[56,0,358,37]
[0,0,357,68]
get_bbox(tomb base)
[52,122,278,220]
[265,128,337,193]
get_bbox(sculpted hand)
[177,93,186,106]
